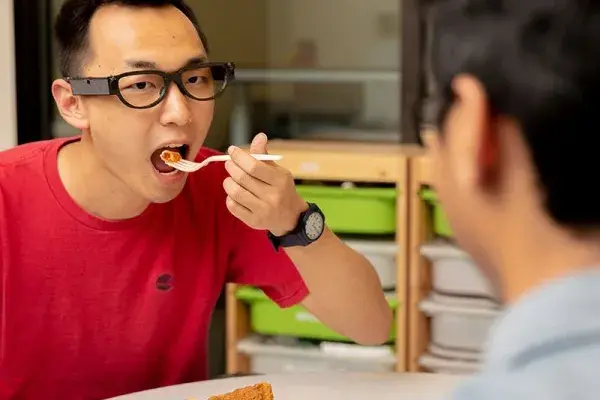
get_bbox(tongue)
[151,148,176,173]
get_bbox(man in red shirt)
[0,0,392,398]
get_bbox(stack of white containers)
[417,240,503,374]
[345,239,398,291]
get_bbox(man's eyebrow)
[184,55,209,66]
[125,55,209,71]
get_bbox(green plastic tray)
[420,188,453,237]
[296,185,397,234]
[236,286,399,343]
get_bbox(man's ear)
[51,79,90,131]
[452,74,500,188]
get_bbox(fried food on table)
[206,382,274,400]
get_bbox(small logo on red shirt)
[156,273,173,291]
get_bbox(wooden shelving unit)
[407,151,435,372]
[226,139,425,374]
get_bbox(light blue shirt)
[450,269,600,399]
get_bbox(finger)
[248,132,277,166]
[224,158,265,194]
[250,132,268,154]
[225,196,255,227]
[227,145,277,184]
[223,177,264,212]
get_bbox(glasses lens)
[117,73,166,107]
[182,65,228,101]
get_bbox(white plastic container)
[420,240,496,299]
[419,352,481,375]
[345,239,397,289]
[427,343,482,362]
[419,293,503,352]
[237,335,396,374]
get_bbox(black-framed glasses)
[66,61,235,109]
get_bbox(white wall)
[266,0,401,127]
[0,0,17,149]
[267,0,400,69]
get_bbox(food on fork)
[160,149,182,163]
[206,382,274,400]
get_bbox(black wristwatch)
[267,202,325,251]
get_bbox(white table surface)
[108,371,467,399]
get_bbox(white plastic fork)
[163,153,283,172]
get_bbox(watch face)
[305,212,324,240]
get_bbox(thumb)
[250,132,269,154]
[249,132,277,166]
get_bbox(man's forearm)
[284,228,393,345]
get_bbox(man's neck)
[57,136,150,220]
[498,216,600,304]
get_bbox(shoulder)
[450,355,599,400]
[0,139,57,213]
[0,137,78,207]
[0,138,57,169]
[0,138,67,188]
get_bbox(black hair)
[55,0,209,77]
[428,0,600,230]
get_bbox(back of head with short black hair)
[429,0,600,230]
[55,0,209,77]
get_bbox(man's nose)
[159,82,192,127]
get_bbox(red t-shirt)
[0,137,308,399]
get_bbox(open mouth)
[151,144,190,174]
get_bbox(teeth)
[165,144,184,148]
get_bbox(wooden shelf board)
[244,140,425,183]
[407,152,434,371]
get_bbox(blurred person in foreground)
[0,0,391,398]
[427,0,600,398]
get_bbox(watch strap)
[267,230,309,251]
[267,202,322,251]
